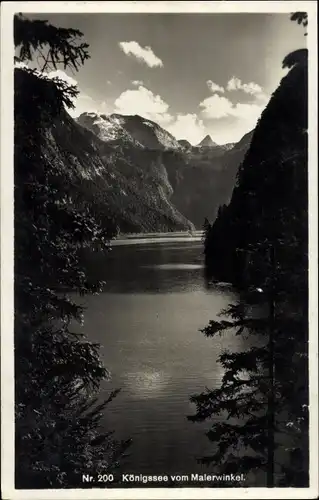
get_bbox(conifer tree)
[191,12,309,487]
[14,14,130,488]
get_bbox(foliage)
[204,42,308,287]
[189,257,308,486]
[14,13,90,71]
[162,132,252,229]
[202,217,212,243]
[193,15,309,487]
[14,15,131,488]
[290,12,308,35]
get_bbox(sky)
[25,12,307,145]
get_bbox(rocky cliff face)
[162,130,253,228]
[76,111,253,229]
[16,68,254,234]
[15,68,194,234]
[178,139,192,149]
[77,112,183,151]
[204,51,308,285]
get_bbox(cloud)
[226,76,263,96]
[14,65,108,119]
[206,80,225,93]
[200,93,267,121]
[114,85,172,124]
[199,92,269,143]
[46,70,111,117]
[14,61,29,70]
[46,70,110,118]
[119,41,163,68]
[46,70,80,114]
[115,86,208,144]
[74,96,111,118]
[200,94,234,119]
[46,69,78,88]
[14,64,78,89]
[132,80,144,86]
[231,102,267,121]
[167,113,207,145]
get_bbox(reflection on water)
[77,236,245,476]
[112,232,203,246]
[141,263,204,270]
[86,241,217,294]
[124,370,170,398]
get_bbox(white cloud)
[14,61,29,70]
[206,80,225,93]
[167,113,207,145]
[69,95,110,118]
[67,94,94,118]
[45,70,85,117]
[199,92,270,143]
[132,80,144,86]
[227,76,263,96]
[119,41,163,68]
[46,71,110,118]
[200,93,267,122]
[46,69,78,88]
[46,70,111,118]
[14,64,78,90]
[115,86,209,144]
[14,65,109,119]
[200,94,234,119]
[114,85,172,124]
[231,102,266,123]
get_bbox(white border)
[1,2,318,499]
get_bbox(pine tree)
[290,12,308,35]
[189,238,308,486]
[14,14,130,488]
[202,217,211,242]
[190,12,308,487]
[14,13,90,71]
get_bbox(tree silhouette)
[190,232,308,486]
[191,13,308,487]
[14,13,90,72]
[14,14,130,488]
[290,12,308,35]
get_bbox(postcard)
[1,1,318,499]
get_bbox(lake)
[77,234,249,482]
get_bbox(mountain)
[77,112,182,151]
[16,68,251,235]
[162,130,253,227]
[178,139,192,149]
[15,69,194,234]
[204,50,308,285]
[76,112,143,148]
[222,142,236,151]
[76,111,253,229]
[78,110,254,229]
[197,135,219,148]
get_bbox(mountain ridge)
[15,69,195,234]
[77,112,183,151]
[197,134,219,148]
[76,109,254,229]
[204,54,307,284]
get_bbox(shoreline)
[112,231,204,246]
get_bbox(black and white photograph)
[1,1,318,498]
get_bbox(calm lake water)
[77,234,249,481]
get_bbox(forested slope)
[204,50,308,288]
